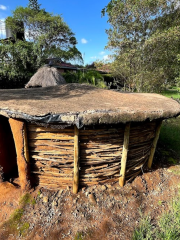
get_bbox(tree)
[63,70,107,88]
[102,0,180,92]
[0,0,83,81]
[28,0,41,11]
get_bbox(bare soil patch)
[0,150,179,240]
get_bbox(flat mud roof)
[0,83,180,128]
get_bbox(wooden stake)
[9,119,31,191]
[23,122,30,164]
[73,126,80,194]
[148,120,163,168]
[119,123,131,187]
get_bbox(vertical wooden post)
[9,118,31,191]
[119,122,131,187]
[148,120,163,168]
[73,125,80,194]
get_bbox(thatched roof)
[0,83,180,128]
[25,66,66,88]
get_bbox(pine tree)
[28,0,41,11]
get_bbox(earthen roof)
[0,83,180,128]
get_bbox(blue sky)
[0,0,111,65]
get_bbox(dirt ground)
[0,147,180,240]
[0,182,22,223]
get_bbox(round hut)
[0,83,179,193]
[25,65,66,88]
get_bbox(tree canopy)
[0,0,82,80]
[28,0,41,11]
[102,0,180,92]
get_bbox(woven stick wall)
[27,120,157,189]
[126,121,156,180]
[79,126,124,186]
[28,125,74,189]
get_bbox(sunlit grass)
[132,197,180,240]
[161,87,180,99]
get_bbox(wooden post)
[119,123,131,187]
[9,118,31,191]
[73,125,80,194]
[148,120,163,168]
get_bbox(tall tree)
[102,0,180,92]
[0,0,83,80]
[28,0,41,11]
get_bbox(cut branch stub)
[73,126,80,194]
[9,118,31,191]
[119,123,131,187]
[148,120,163,168]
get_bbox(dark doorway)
[0,116,18,181]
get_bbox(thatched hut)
[0,83,179,193]
[25,66,66,88]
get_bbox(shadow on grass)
[133,117,180,178]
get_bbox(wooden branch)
[28,121,159,188]
[9,119,31,191]
[23,122,30,164]
[73,126,80,194]
[148,120,163,168]
[119,123,131,187]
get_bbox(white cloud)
[81,38,88,44]
[0,5,7,10]
[99,51,105,55]
[90,56,97,59]
[103,55,110,61]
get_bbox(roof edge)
[0,108,180,129]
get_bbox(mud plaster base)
[9,118,31,191]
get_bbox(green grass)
[0,193,35,238]
[74,232,84,240]
[159,87,180,155]
[19,193,36,207]
[132,197,180,240]
[159,117,180,155]
[161,88,180,99]
[2,208,30,237]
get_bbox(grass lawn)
[161,88,180,99]
[159,88,180,155]
[159,117,180,155]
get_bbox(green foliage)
[0,0,82,81]
[63,70,107,88]
[0,40,38,79]
[132,216,153,240]
[103,0,180,92]
[19,222,30,236]
[62,72,79,83]
[28,0,41,11]
[10,208,24,223]
[6,208,30,237]
[133,197,180,239]
[19,193,36,207]
[167,157,178,164]
[159,117,180,155]
[74,231,84,240]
